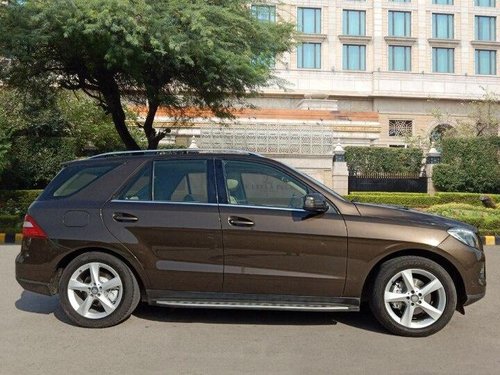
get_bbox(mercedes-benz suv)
[16,150,486,336]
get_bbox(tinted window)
[119,165,152,201]
[153,160,208,203]
[52,164,118,198]
[223,160,308,209]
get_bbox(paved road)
[1,245,499,375]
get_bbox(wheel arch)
[361,249,467,312]
[54,247,148,301]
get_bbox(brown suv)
[16,150,486,336]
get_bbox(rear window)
[47,163,119,198]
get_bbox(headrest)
[227,179,239,191]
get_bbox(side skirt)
[146,290,360,312]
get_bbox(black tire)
[369,256,457,337]
[59,252,141,328]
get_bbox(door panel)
[218,159,348,297]
[102,158,223,293]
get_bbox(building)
[151,0,500,183]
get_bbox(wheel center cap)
[91,287,99,295]
[411,295,419,303]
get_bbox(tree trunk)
[99,76,141,151]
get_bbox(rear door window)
[153,160,209,203]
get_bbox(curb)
[482,236,500,246]
[0,233,23,244]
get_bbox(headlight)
[448,228,480,249]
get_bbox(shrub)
[425,203,500,235]
[433,137,500,194]
[0,190,42,217]
[345,147,424,175]
[346,192,500,208]
[0,214,22,233]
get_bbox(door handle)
[112,212,139,223]
[228,216,254,227]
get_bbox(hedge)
[344,147,423,175]
[0,190,42,217]
[425,203,500,236]
[0,214,22,233]
[346,192,500,208]
[433,137,500,194]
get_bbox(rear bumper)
[464,291,486,307]
[16,277,53,296]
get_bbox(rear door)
[102,157,223,293]
[216,158,348,297]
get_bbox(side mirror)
[303,193,329,213]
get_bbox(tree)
[0,0,293,150]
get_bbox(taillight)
[22,215,48,239]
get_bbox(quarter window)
[52,164,119,198]
[223,161,308,209]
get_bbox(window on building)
[343,10,366,36]
[389,46,411,71]
[390,0,411,3]
[251,5,276,22]
[389,120,413,137]
[475,16,496,41]
[432,13,454,39]
[476,50,497,75]
[475,0,496,7]
[388,11,411,37]
[432,0,453,4]
[432,47,454,73]
[297,43,321,69]
[343,44,366,70]
[297,8,321,34]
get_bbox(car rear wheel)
[59,252,140,328]
[370,256,457,337]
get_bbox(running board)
[148,291,360,312]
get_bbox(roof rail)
[88,149,263,159]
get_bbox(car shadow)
[15,292,388,334]
[14,291,74,326]
[133,303,389,334]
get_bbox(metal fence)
[348,172,428,193]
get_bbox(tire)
[369,256,457,337]
[59,252,141,328]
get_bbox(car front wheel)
[59,252,141,328]
[370,256,457,337]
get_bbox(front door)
[217,158,348,297]
[102,157,223,293]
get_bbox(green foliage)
[433,137,500,194]
[0,0,294,149]
[425,203,500,235]
[0,214,21,233]
[346,192,500,208]
[344,147,424,175]
[2,137,77,189]
[0,190,42,217]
